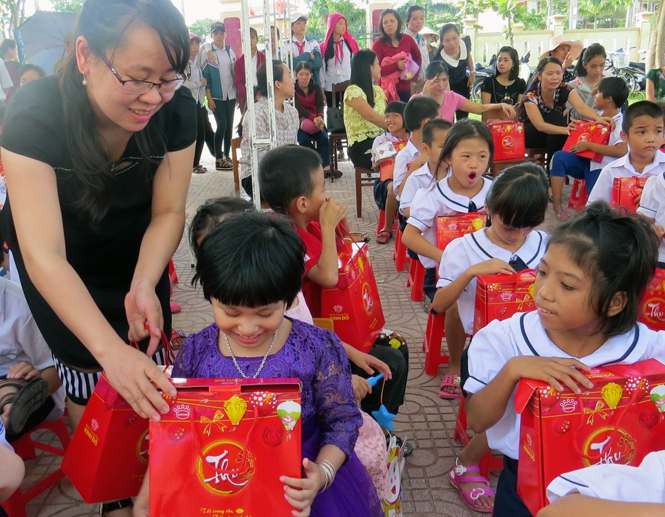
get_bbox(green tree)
[306,0,367,45]
[189,18,215,39]
[577,0,629,29]
[51,0,84,13]
[0,0,27,36]
[396,0,462,33]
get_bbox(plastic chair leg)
[408,260,425,302]
[423,312,449,375]
[394,228,407,272]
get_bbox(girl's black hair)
[435,119,494,175]
[495,46,520,81]
[350,49,378,108]
[424,60,449,80]
[18,63,46,81]
[60,0,189,226]
[378,9,403,43]
[574,43,606,78]
[406,5,424,23]
[435,23,460,59]
[485,163,548,229]
[385,100,406,116]
[194,212,305,308]
[294,61,312,74]
[535,56,562,75]
[189,197,254,260]
[257,59,286,97]
[0,39,16,59]
[547,201,659,338]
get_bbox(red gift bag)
[150,378,302,517]
[320,233,385,352]
[638,267,665,331]
[562,120,611,162]
[515,359,665,516]
[490,122,526,162]
[473,270,537,333]
[611,176,647,213]
[380,159,395,181]
[435,213,486,251]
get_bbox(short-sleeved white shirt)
[465,311,665,460]
[637,172,665,262]
[590,112,625,172]
[407,176,493,269]
[399,161,435,215]
[437,229,547,334]
[587,151,665,204]
[0,60,13,102]
[393,140,420,198]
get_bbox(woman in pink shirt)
[371,9,421,102]
[413,62,515,122]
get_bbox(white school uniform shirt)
[0,60,12,102]
[589,112,624,173]
[637,173,665,262]
[547,450,665,504]
[393,140,421,199]
[407,175,493,270]
[437,228,547,334]
[587,150,665,205]
[288,37,320,60]
[321,41,352,92]
[399,161,435,215]
[464,311,665,460]
[212,44,237,101]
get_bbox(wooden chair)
[231,137,242,196]
[328,81,350,174]
[410,79,425,96]
[354,167,379,217]
[488,147,549,178]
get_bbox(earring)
[82,76,88,86]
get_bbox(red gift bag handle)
[129,325,174,370]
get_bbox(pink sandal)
[439,374,462,399]
[448,460,495,513]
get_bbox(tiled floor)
[17,151,566,516]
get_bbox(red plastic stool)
[453,398,503,478]
[168,259,178,284]
[2,417,72,517]
[423,311,449,375]
[406,259,425,302]
[393,228,408,272]
[568,178,588,212]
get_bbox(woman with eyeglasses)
[0,2,194,514]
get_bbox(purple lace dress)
[172,318,383,517]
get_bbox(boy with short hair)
[393,96,441,200]
[399,118,452,219]
[587,100,665,204]
[550,77,629,220]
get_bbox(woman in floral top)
[523,57,613,170]
[344,49,388,170]
[240,60,299,198]
[646,51,665,101]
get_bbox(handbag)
[327,105,345,134]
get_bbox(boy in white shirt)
[587,100,665,204]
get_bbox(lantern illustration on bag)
[601,382,623,410]
[277,401,301,431]
[224,395,248,426]
[649,384,665,412]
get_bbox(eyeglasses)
[99,54,185,95]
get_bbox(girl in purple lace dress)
[172,211,382,517]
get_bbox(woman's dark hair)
[486,163,548,229]
[189,197,254,260]
[547,201,658,337]
[435,23,460,58]
[0,39,16,60]
[378,9,403,42]
[294,61,312,74]
[424,61,449,80]
[259,145,322,214]
[535,56,562,75]
[496,46,520,81]
[60,0,189,226]
[385,100,406,116]
[574,43,606,78]
[435,119,494,174]
[18,63,46,81]
[257,59,286,97]
[194,212,305,308]
[406,5,424,23]
[350,49,377,108]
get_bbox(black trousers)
[351,340,408,416]
[525,110,568,172]
[494,456,532,517]
[212,98,236,158]
[202,107,215,156]
[193,105,207,167]
[423,267,437,302]
[348,137,375,170]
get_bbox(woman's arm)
[646,76,656,102]
[462,98,515,118]
[345,95,387,129]
[538,494,665,517]
[466,49,475,88]
[1,151,177,420]
[567,90,614,126]
[524,102,569,135]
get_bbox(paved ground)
[18,149,566,516]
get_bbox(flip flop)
[0,378,49,436]
[448,463,495,513]
[439,374,462,399]
[376,229,392,245]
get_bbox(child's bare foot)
[448,457,495,513]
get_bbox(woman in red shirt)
[372,9,421,103]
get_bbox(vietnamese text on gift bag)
[515,359,665,516]
[150,378,302,517]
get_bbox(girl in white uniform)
[464,201,665,516]
[432,163,550,513]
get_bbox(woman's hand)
[507,356,593,393]
[397,59,407,70]
[596,116,616,129]
[500,103,516,119]
[422,78,437,97]
[208,98,216,111]
[467,71,476,87]
[200,77,207,87]
[125,282,164,356]
[281,458,324,517]
[207,50,216,65]
[313,116,324,129]
[349,350,392,379]
[468,258,516,277]
[562,52,573,70]
[352,375,372,401]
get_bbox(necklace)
[223,330,278,378]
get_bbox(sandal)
[439,374,462,399]
[376,229,392,245]
[215,158,224,171]
[555,209,571,222]
[193,165,207,174]
[0,378,49,435]
[99,498,134,515]
[448,460,495,513]
[219,157,233,170]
